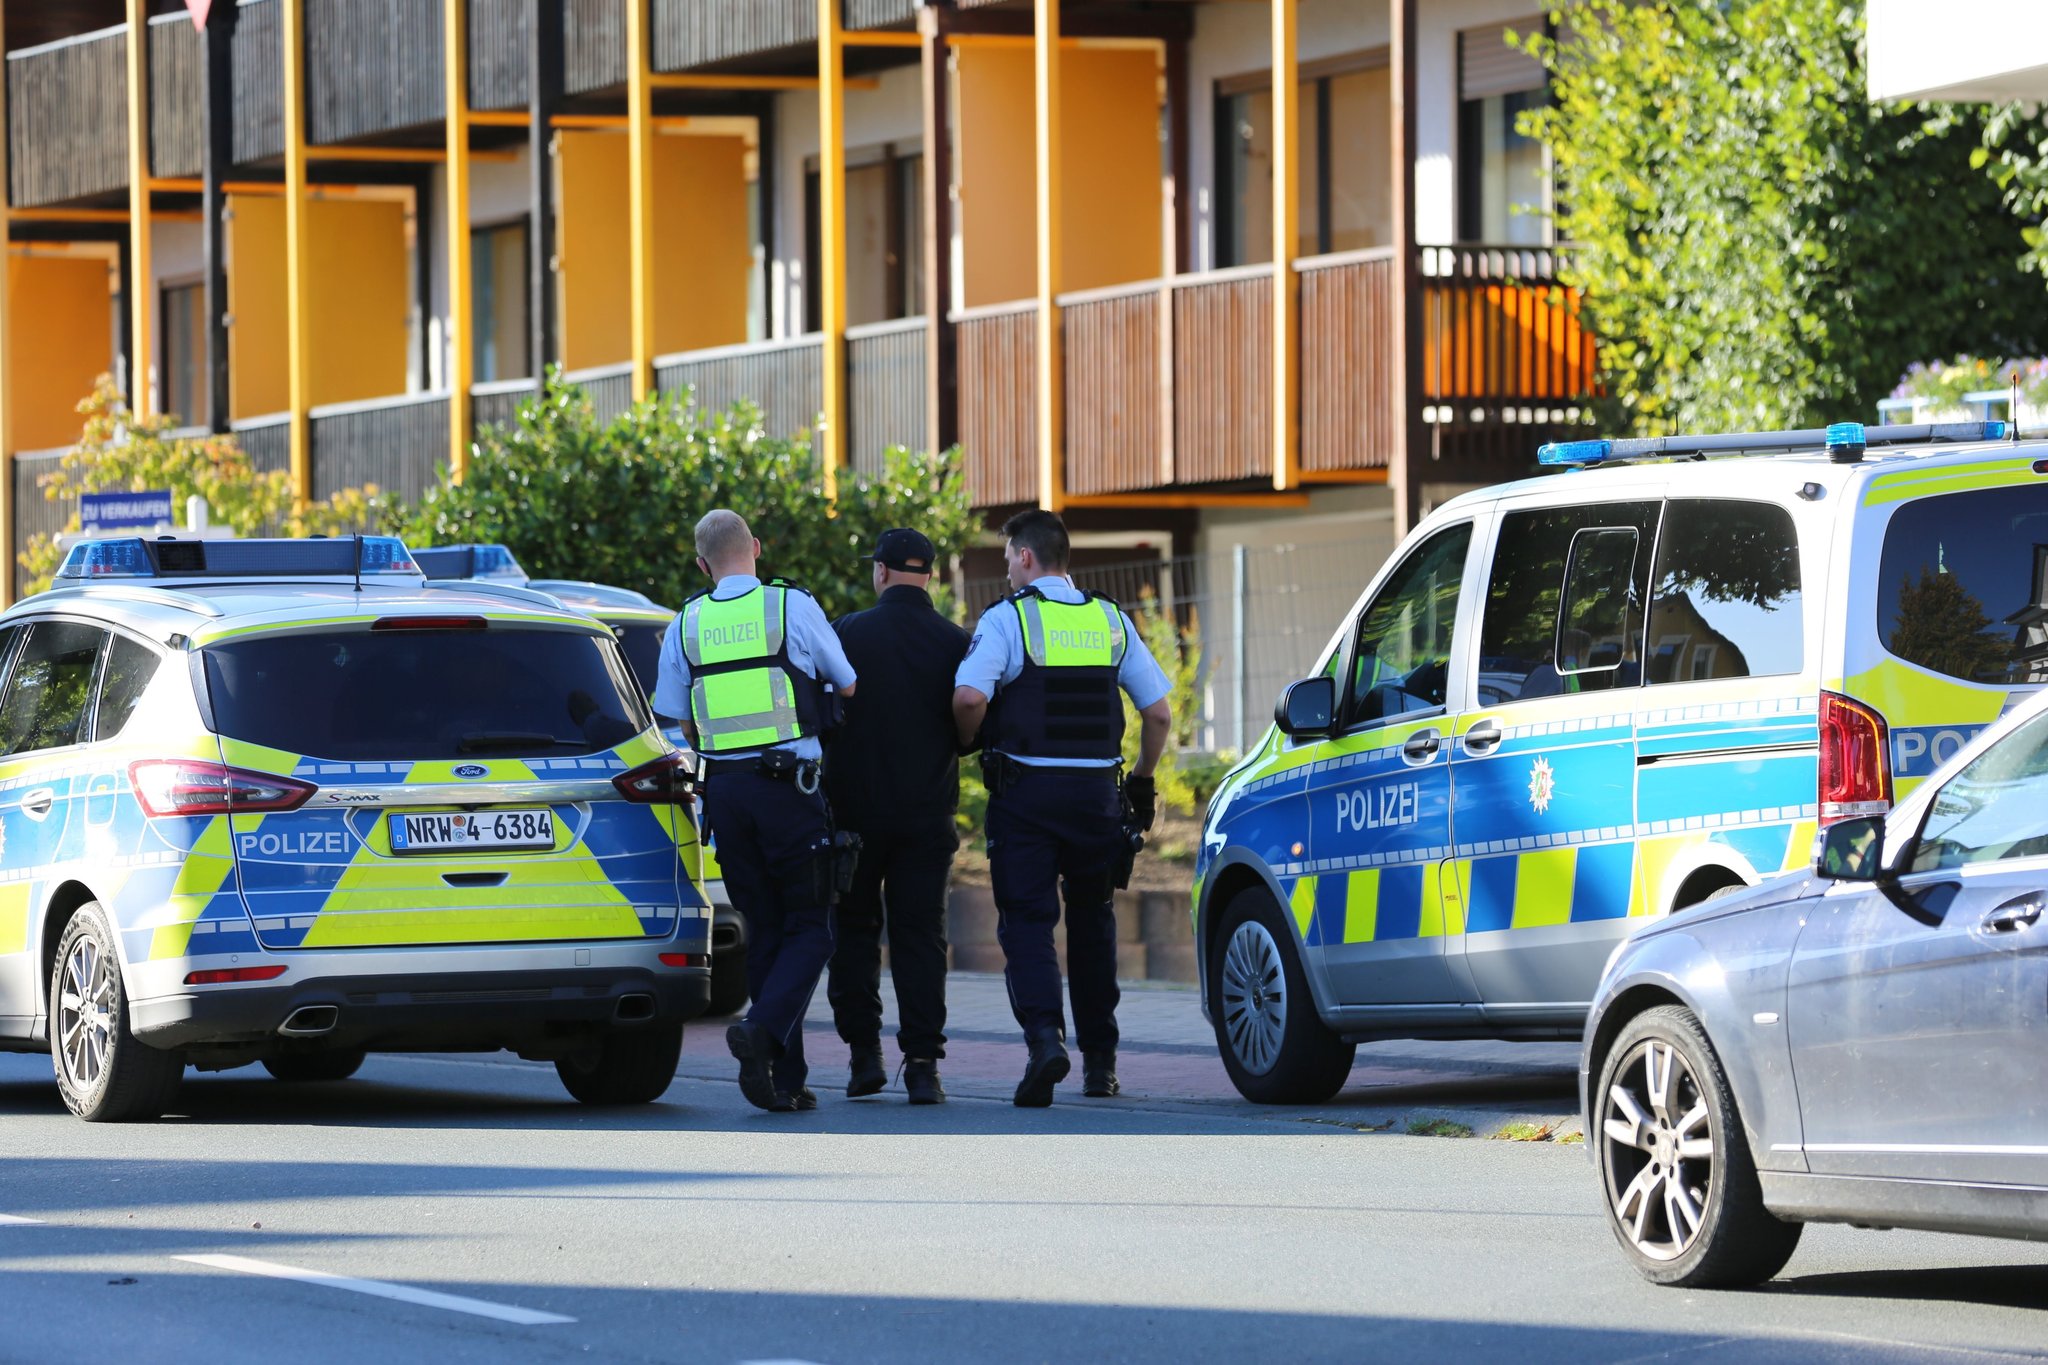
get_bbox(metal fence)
[962,532,1399,754]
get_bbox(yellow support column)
[1271,0,1300,491]
[126,0,153,419]
[1033,0,1064,512]
[444,0,473,480]
[282,0,312,507]
[817,0,848,496]
[626,0,654,403]
[0,2,12,607]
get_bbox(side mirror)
[1275,676,1335,739]
[1815,816,1886,882]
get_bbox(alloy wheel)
[58,935,117,1093]
[1219,919,1287,1075]
[1601,1037,1717,1261]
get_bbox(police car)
[0,536,709,1121]
[1196,419,2042,1103]
[414,548,744,1017]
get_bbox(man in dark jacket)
[824,528,971,1104]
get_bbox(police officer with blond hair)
[952,509,1171,1107]
[654,509,856,1112]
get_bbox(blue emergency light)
[412,543,530,586]
[1537,439,1615,467]
[1536,420,2010,470]
[53,535,423,582]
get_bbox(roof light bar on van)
[1536,420,2010,469]
[53,535,424,582]
[412,543,530,586]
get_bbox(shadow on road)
[1769,1263,2048,1313]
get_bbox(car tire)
[705,949,748,1018]
[1209,886,1355,1105]
[49,903,184,1122]
[555,1022,684,1104]
[1594,1004,1802,1288]
[262,1049,367,1083]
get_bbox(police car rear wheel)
[49,904,184,1123]
[263,1049,366,1083]
[555,1022,684,1104]
[1595,1005,1801,1287]
[1211,888,1355,1105]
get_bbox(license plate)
[389,808,555,854]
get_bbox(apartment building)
[0,0,1593,602]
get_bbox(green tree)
[397,374,979,621]
[1887,566,2013,682]
[1517,0,2043,435]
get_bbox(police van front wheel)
[49,903,185,1122]
[555,1022,684,1104]
[1210,888,1355,1105]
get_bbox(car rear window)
[202,625,653,760]
[613,624,664,696]
[1877,483,2048,684]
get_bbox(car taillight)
[613,754,694,805]
[184,965,288,986]
[658,952,698,968]
[128,760,317,818]
[1818,690,1891,826]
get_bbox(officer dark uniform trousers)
[655,574,856,1111]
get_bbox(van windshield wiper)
[456,732,579,753]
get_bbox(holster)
[812,829,863,905]
[1112,826,1145,892]
[979,750,1021,798]
[755,748,821,795]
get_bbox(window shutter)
[1459,19,1545,101]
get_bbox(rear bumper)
[130,962,709,1052]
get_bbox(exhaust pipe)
[278,1004,339,1037]
[613,993,656,1023]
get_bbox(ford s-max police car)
[414,548,744,1017]
[1195,420,2042,1103]
[0,536,708,1121]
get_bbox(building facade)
[0,0,1594,605]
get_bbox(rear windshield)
[1878,483,2048,684]
[202,626,653,760]
[614,624,664,697]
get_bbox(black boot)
[1013,1031,1071,1108]
[1082,1050,1120,1098]
[726,1021,795,1112]
[846,1046,887,1098]
[904,1057,945,1106]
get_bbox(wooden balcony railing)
[1421,244,1594,407]
[563,361,636,424]
[470,377,537,433]
[1300,248,1397,471]
[469,0,625,110]
[7,26,128,208]
[656,334,823,442]
[1173,265,1273,486]
[306,0,444,145]
[955,300,1038,508]
[309,390,450,501]
[1061,280,1162,497]
[233,413,294,477]
[652,0,813,74]
[148,13,203,179]
[843,0,919,31]
[846,318,927,478]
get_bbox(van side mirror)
[1275,676,1335,739]
[1815,816,1885,882]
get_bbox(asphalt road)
[1,987,2045,1363]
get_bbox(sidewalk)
[678,971,1583,1140]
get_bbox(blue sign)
[80,490,175,531]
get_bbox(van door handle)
[1462,722,1503,756]
[1401,730,1441,763]
[19,787,54,818]
[1983,896,2044,934]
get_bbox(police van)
[1195,420,2045,1103]
[0,536,709,1121]
[414,546,744,1017]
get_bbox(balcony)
[468,0,625,109]
[7,24,128,208]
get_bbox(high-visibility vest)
[986,589,1129,762]
[680,584,817,754]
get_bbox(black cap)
[864,527,937,573]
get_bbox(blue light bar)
[1537,439,1614,467]
[413,543,530,586]
[1825,421,1867,463]
[53,536,423,582]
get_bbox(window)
[472,222,531,382]
[1647,500,1804,685]
[1878,484,2048,684]
[160,281,206,426]
[93,634,162,741]
[1346,522,1471,726]
[806,149,923,330]
[612,623,664,697]
[1910,709,2048,872]
[1456,21,1551,245]
[0,622,108,756]
[1217,57,1392,266]
[1478,501,1660,702]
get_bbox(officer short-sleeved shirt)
[955,574,1171,768]
[654,573,856,762]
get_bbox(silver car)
[1583,687,2048,1287]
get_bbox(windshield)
[1877,482,2048,684]
[614,624,664,697]
[202,626,652,761]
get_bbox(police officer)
[824,528,970,1105]
[654,509,857,1113]
[951,510,1171,1107]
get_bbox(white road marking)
[172,1254,576,1326]
[0,1214,44,1225]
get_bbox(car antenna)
[353,533,364,594]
